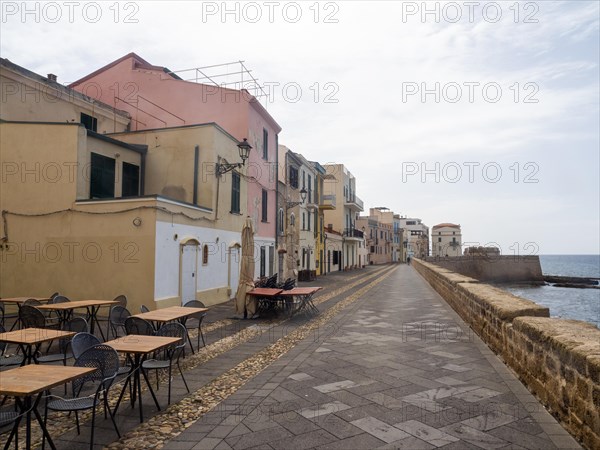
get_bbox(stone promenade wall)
[413,258,600,450]
[423,255,543,282]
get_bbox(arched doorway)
[179,237,200,304]
[228,242,241,299]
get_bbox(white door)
[181,244,198,304]
[228,246,240,298]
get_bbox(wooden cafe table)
[279,287,323,317]
[134,306,209,353]
[105,334,181,423]
[0,364,95,450]
[0,297,51,305]
[0,328,76,365]
[38,300,118,340]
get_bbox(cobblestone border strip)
[108,266,398,449]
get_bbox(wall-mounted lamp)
[286,188,307,208]
[216,138,252,176]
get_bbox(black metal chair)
[109,306,131,338]
[19,304,49,329]
[22,299,60,328]
[183,300,207,350]
[97,295,127,334]
[1,401,37,450]
[71,332,101,360]
[43,344,120,450]
[0,324,23,368]
[113,295,128,308]
[124,316,155,336]
[72,332,132,381]
[37,317,88,366]
[142,322,189,405]
[50,294,72,322]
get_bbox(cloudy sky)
[2,1,598,254]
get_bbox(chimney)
[47,73,57,82]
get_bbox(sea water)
[502,255,600,328]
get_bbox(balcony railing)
[344,228,364,239]
[344,194,364,211]
[319,194,336,209]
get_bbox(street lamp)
[286,188,307,208]
[216,138,252,176]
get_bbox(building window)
[260,246,266,277]
[263,128,268,159]
[438,237,442,242]
[81,113,97,132]
[278,208,284,235]
[231,172,241,214]
[122,162,140,197]
[290,213,295,227]
[202,245,209,265]
[289,166,299,188]
[261,189,268,222]
[307,211,311,231]
[268,246,274,276]
[307,175,312,203]
[302,212,306,230]
[90,152,115,199]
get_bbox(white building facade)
[431,223,462,257]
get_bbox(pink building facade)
[70,53,281,278]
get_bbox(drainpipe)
[275,134,279,256]
[193,145,199,205]
[140,152,146,195]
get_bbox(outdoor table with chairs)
[279,287,323,317]
[133,305,209,353]
[105,332,184,423]
[0,364,95,449]
[0,328,77,365]
[0,297,52,331]
[38,299,118,340]
[248,287,323,317]
[247,287,284,316]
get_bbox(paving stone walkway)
[5,265,582,449]
[166,265,581,449]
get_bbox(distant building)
[431,223,462,257]
[397,217,429,259]
[464,246,500,256]
[356,207,397,265]
[322,164,365,270]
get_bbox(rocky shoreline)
[544,275,600,289]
